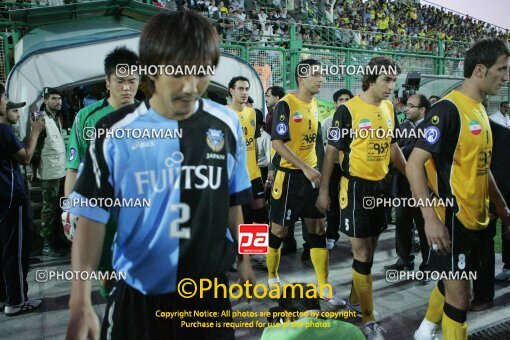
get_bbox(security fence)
[0,33,8,83]
[1,1,508,107]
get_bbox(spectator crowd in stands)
[191,0,509,57]
[3,0,510,57]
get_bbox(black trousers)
[500,218,510,268]
[326,164,341,241]
[395,205,428,268]
[0,200,30,306]
[101,276,235,340]
[473,218,496,303]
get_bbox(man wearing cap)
[0,84,45,315]
[32,87,67,257]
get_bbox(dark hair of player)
[255,108,264,130]
[464,38,510,78]
[361,56,401,91]
[104,46,139,78]
[429,95,440,101]
[501,101,509,107]
[295,58,321,86]
[139,11,220,93]
[228,76,250,90]
[333,89,354,102]
[267,86,285,99]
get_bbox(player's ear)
[473,64,486,79]
[105,75,111,90]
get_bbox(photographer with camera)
[32,87,68,257]
[0,84,45,315]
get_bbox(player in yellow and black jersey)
[317,56,407,339]
[267,59,345,307]
[408,38,510,340]
[227,76,268,225]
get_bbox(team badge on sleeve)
[276,122,288,136]
[206,128,225,152]
[69,147,76,161]
[425,126,440,144]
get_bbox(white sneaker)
[414,328,439,340]
[317,289,346,307]
[326,239,337,250]
[414,319,439,340]
[495,268,510,281]
[267,277,281,289]
[5,299,41,316]
[347,301,380,322]
[363,321,386,340]
[250,254,266,267]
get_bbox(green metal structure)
[0,0,508,113]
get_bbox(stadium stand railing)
[0,0,508,108]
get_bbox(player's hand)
[495,204,510,241]
[496,204,510,228]
[237,256,256,303]
[302,166,321,188]
[315,190,330,215]
[265,170,275,190]
[424,215,450,255]
[30,116,45,133]
[66,304,100,340]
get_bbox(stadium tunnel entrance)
[6,15,266,138]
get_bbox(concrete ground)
[1,223,509,339]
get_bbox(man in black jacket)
[385,94,430,274]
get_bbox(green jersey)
[66,99,114,170]
[261,317,364,340]
[65,98,117,298]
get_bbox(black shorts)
[339,176,387,238]
[251,177,265,200]
[269,168,324,227]
[101,275,234,340]
[426,211,489,276]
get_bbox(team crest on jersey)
[387,118,393,128]
[251,119,255,126]
[293,112,303,122]
[425,126,440,144]
[431,116,440,125]
[276,122,288,136]
[206,129,225,152]
[69,147,76,161]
